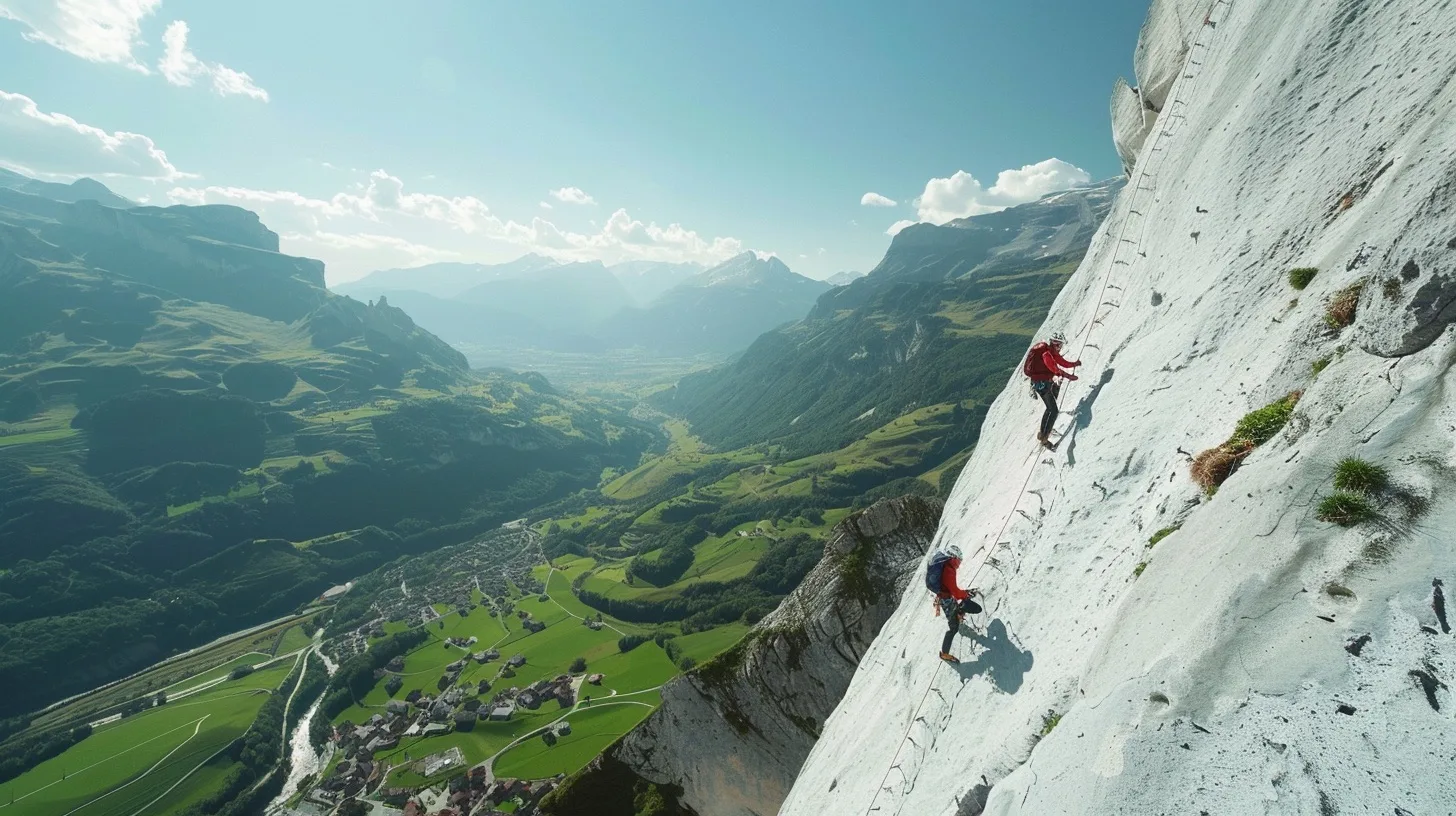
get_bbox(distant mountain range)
[334,254,560,300]
[653,178,1125,455]
[825,269,865,286]
[337,252,829,358]
[0,167,136,209]
[599,253,831,355]
[605,259,703,305]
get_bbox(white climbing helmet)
[1049,331,1067,346]
[943,544,963,560]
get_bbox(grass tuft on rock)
[1325,280,1365,329]
[1230,391,1302,447]
[1317,492,1376,527]
[1190,392,1301,492]
[1332,457,1388,494]
[1147,525,1181,548]
[1039,710,1063,737]
[1288,267,1319,290]
[1133,561,1148,578]
[1312,356,1332,376]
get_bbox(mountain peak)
[692,251,806,288]
[0,168,134,208]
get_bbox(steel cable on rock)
[857,3,1233,813]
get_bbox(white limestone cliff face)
[1115,0,1211,173]
[781,1,1456,814]
[612,497,942,816]
[1133,0,1209,111]
[1109,77,1156,176]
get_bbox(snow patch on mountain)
[781,0,1456,813]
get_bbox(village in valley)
[286,522,697,816]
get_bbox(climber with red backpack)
[925,544,981,663]
[1023,332,1081,449]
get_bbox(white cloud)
[158,20,267,100]
[209,63,268,101]
[157,19,196,83]
[0,0,159,71]
[0,88,184,179]
[538,201,552,210]
[282,231,461,286]
[860,192,897,207]
[288,230,460,261]
[167,170,743,279]
[549,186,595,205]
[886,219,916,237]
[914,158,1090,224]
[817,247,826,255]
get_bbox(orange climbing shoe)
[939,651,960,664]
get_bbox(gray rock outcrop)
[610,496,943,816]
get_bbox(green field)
[165,481,262,517]
[492,697,661,780]
[21,616,316,740]
[128,755,238,816]
[274,624,315,656]
[0,427,79,448]
[159,654,272,693]
[578,528,766,603]
[1,663,290,816]
[693,402,965,503]
[671,624,751,665]
[576,512,849,606]
[0,406,81,450]
[602,420,767,501]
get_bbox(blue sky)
[0,0,1150,282]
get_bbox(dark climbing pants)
[1034,380,1060,439]
[939,596,983,654]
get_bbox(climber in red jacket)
[930,544,982,663]
[1023,332,1081,449]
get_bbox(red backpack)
[1023,342,1053,379]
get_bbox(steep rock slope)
[547,497,942,816]
[782,1,1456,814]
[656,181,1119,456]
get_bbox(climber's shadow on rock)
[952,618,1033,693]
